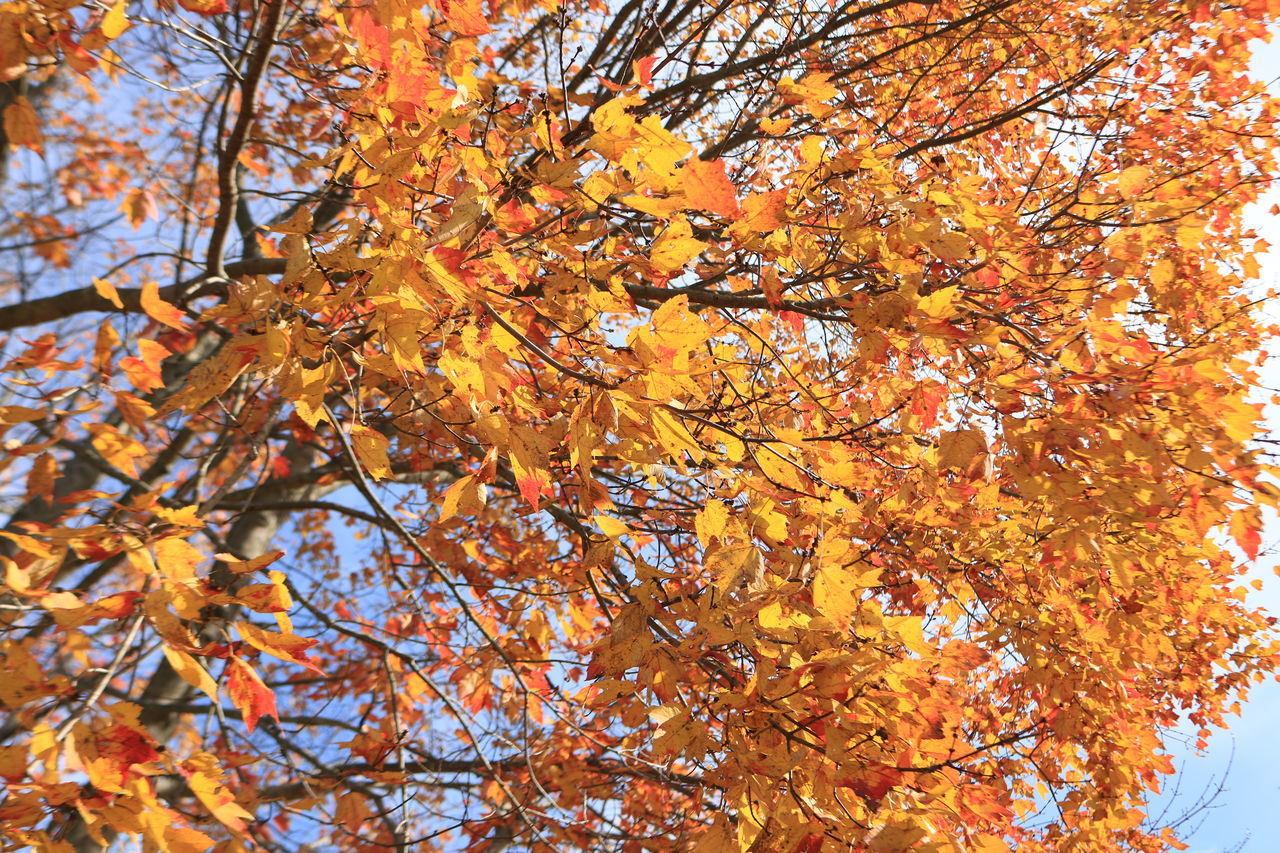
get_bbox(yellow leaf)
[813,563,878,624]
[621,192,686,219]
[4,559,30,593]
[927,230,971,262]
[183,752,253,832]
[163,827,218,853]
[152,537,205,581]
[153,505,204,529]
[777,73,840,117]
[759,116,792,135]
[885,614,931,655]
[759,601,810,632]
[648,294,713,354]
[101,0,130,39]
[93,277,124,309]
[709,543,763,592]
[160,646,218,703]
[350,425,392,479]
[87,423,148,477]
[1117,165,1150,199]
[695,501,729,547]
[215,551,284,575]
[918,285,960,320]
[650,406,704,463]
[589,95,691,173]
[650,218,706,274]
[969,834,1011,853]
[593,514,630,539]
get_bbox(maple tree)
[0,0,1278,850]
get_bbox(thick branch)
[255,755,710,803]
[0,258,287,334]
[205,0,286,276]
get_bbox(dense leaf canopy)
[0,0,1278,850]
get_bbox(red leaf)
[780,310,805,334]
[349,10,390,69]
[1230,508,1262,561]
[840,763,901,802]
[98,723,159,770]
[634,55,657,89]
[226,658,277,733]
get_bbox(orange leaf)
[93,277,124,309]
[435,0,490,36]
[2,96,41,150]
[236,577,292,613]
[140,282,188,329]
[1117,165,1150,199]
[237,621,325,674]
[119,338,171,393]
[739,190,788,232]
[680,158,741,218]
[215,550,284,575]
[119,188,158,229]
[178,0,227,14]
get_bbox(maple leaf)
[680,157,742,218]
[634,55,657,89]
[350,424,393,479]
[100,0,129,39]
[236,621,324,675]
[650,217,706,273]
[1,1,1278,850]
[181,751,254,833]
[138,282,187,329]
[1230,507,1263,561]
[2,96,41,151]
[1117,165,1151,199]
[737,189,788,232]
[225,658,277,733]
[119,189,159,230]
[118,338,171,393]
[177,0,227,15]
[434,0,490,36]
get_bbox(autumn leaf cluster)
[0,0,1278,851]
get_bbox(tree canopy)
[0,0,1278,850]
